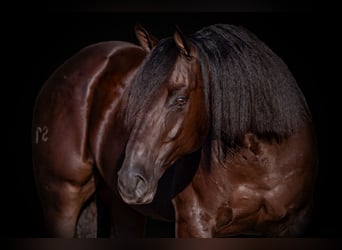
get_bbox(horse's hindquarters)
[32,103,96,237]
[32,41,147,237]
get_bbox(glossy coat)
[32,24,318,238]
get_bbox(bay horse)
[32,24,317,238]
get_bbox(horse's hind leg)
[76,196,98,238]
[37,174,95,237]
[33,154,96,238]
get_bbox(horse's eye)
[175,96,187,106]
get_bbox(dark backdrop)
[12,11,335,238]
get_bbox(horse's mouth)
[119,191,154,205]
[117,183,156,205]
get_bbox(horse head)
[117,26,209,204]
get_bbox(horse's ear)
[134,23,158,52]
[174,25,191,57]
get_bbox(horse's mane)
[125,24,311,155]
[189,24,311,151]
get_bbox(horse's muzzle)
[117,171,154,204]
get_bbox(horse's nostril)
[117,170,150,203]
[134,174,147,197]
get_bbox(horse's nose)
[133,174,148,198]
[117,170,148,202]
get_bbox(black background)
[11,2,337,240]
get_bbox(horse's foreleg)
[172,188,214,238]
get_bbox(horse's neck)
[199,135,260,172]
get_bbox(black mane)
[126,24,311,154]
[190,24,311,150]
[125,38,178,126]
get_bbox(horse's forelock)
[125,38,178,127]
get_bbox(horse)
[32,23,318,238]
